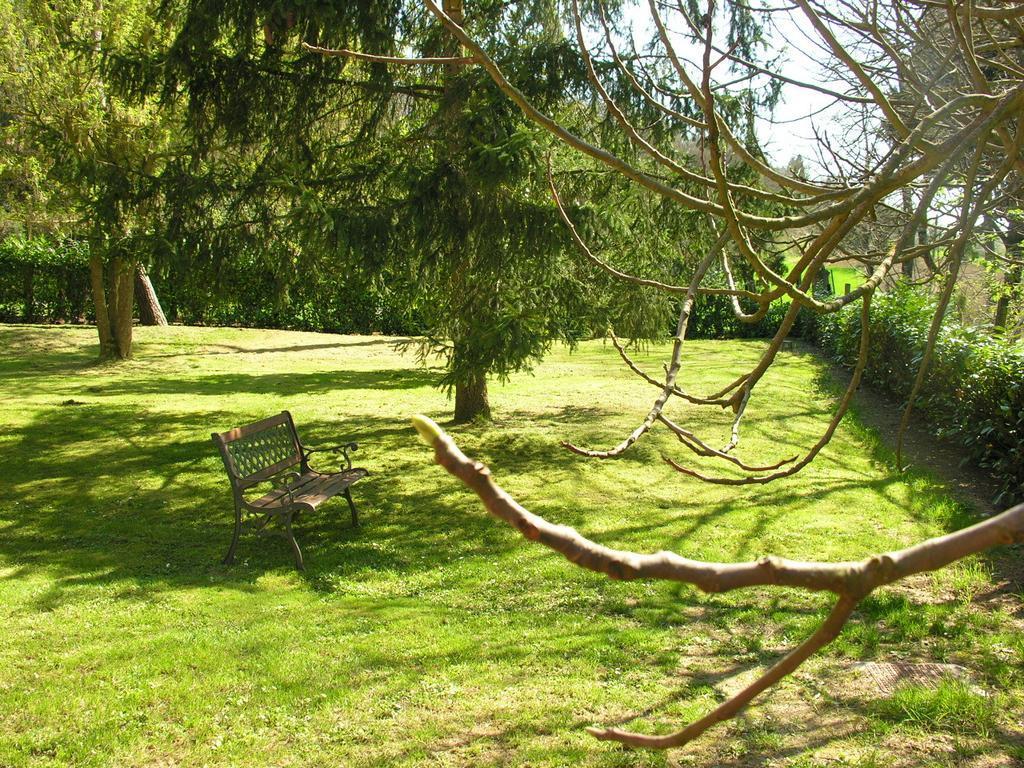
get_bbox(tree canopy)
[109,0,785,418]
[113,0,580,416]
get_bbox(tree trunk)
[901,257,914,279]
[993,264,1022,330]
[443,0,464,37]
[135,264,168,325]
[90,255,134,360]
[111,257,134,358]
[442,0,491,423]
[900,187,919,279]
[917,219,930,272]
[87,4,135,359]
[454,370,490,423]
[91,254,117,358]
[995,223,1023,331]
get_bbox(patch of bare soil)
[973,554,1024,624]
[841,661,979,697]
[814,345,1000,516]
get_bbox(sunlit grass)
[872,680,998,737]
[0,323,1020,767]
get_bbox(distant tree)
[0,0,175,357]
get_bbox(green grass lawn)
[826,267,867,296]
[0,324,1021,767]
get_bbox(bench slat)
[214,411,293,444]
[249,469,368,511]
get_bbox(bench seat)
[251,468,369,511]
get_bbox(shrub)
[0,238,427,335]
[0,237,90,323]
[152,259,427,336]
[687,295,789,340]
[801,284,1024,506]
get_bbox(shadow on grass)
[84,367,438,396]
[0,390,624,610]
[806,352,1024,604]
[0,325,101,375]
[2,333,1021,763]
[144,336,413,358]
[4,349,993,594]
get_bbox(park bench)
[212,411,367,570]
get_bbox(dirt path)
[810,343,1002,517]
[811,344,1022,624]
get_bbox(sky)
[616,2,854,173]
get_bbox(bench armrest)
[304,442,358,471]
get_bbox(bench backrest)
[212,411,304,490]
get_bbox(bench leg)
[344,488,359,527]
[223,506,242,565]
[284,512,304,571]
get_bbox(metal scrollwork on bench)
[226,422,297,478]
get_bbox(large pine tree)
[132,0,601,420]
[116,0,777,416]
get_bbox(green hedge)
[0,237,90,323]
[802,285,1024,506]
[0,237,426,335]
[686,295,789,339]
[150,257,426,336]
[2,226,800,340]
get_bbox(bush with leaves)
[150,255,427,336]
[687,295,789,340]
[0,237,90,323]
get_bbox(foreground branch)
[411,414,1024,750]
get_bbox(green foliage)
[0,236,88,269]
[1,0,187,359]
[0,236,90,322]
[108,0,790,402]
[686,295,788,339]
[803,284,1024,505]
[0,234,430,333]
[114,0,609,395]
[154,255,425,335]
[1,0,178,238]
[682,237,792,340]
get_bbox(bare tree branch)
[410,414,1024,749]
[301,41,476,65]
